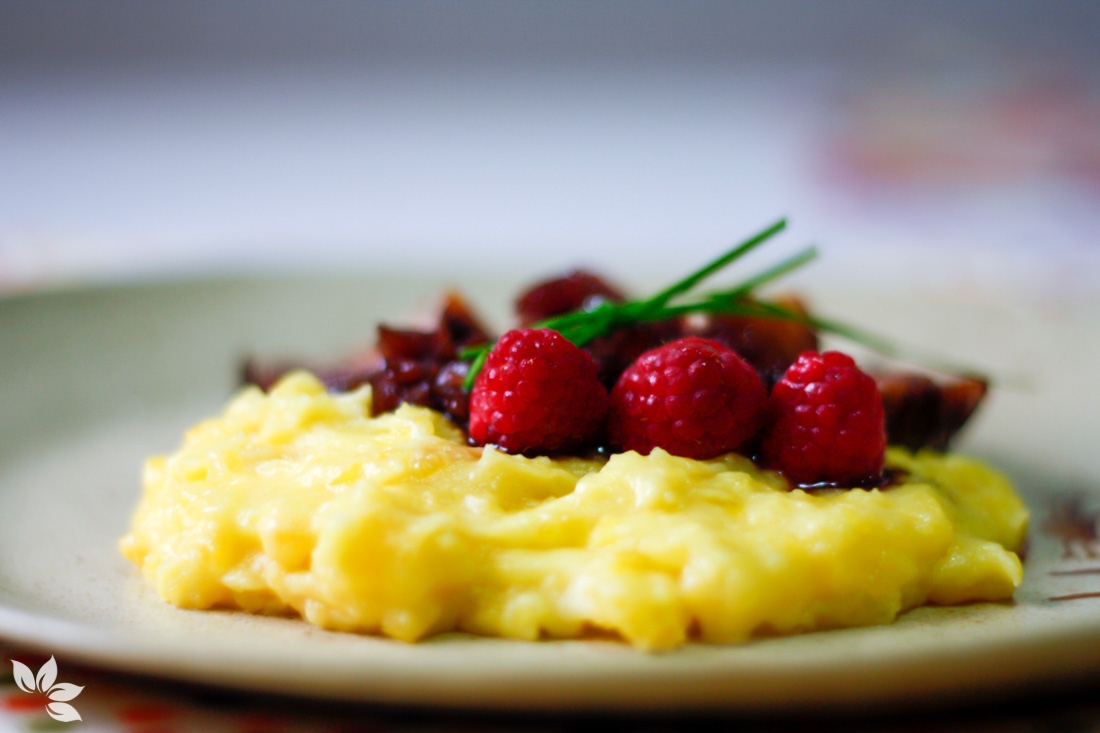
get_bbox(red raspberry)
[607,337,767,459]
[469,328,608,454]
[761,351,886,485]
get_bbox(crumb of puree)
[120,371,1027,650]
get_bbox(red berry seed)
[469,328,608,454]
[607,336,767,460]
[761,350,886,485]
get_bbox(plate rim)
[3,273,1099,713]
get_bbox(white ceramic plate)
[1,274,1098,713]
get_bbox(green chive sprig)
[461,218,986,389]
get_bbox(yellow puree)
[121,371,1027,650]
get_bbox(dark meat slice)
[241,359,378,393]
[434,291,494,357]
[685,296,819,388]
[242,359,295,393]
[364,292,491,418]
[366,358,437,415]
[873,372,988,452]
[241,291,492,424]
[375,291,493,363]
[375,326,435,361]
[515,270,626,326]
[431,360,473,423]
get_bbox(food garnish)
[460,218,805,389]
[468,327,608,455]
[761,351,887,485]
[607,337,767,460]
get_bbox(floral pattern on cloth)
[4,640,1100,733]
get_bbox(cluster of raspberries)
[245,269,896,487]
[470,328,886,487]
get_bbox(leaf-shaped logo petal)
[46,702,82,722]
[11,660,36,693]
[35,656,57,693]
[47,682,84,702]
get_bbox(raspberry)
[469,328,608,454]
[607,337,767,459]
[760,351,886,485]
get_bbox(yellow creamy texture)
[121,371,1027,650]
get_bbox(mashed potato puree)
[121,371,1027,650]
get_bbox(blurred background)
[2,0,1099,302]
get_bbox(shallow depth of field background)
[2,1,1098,303]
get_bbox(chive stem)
[641,217,787,313]
[460,218,798,389]
[711,246,818,301]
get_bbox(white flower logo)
[11,656,83,723]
